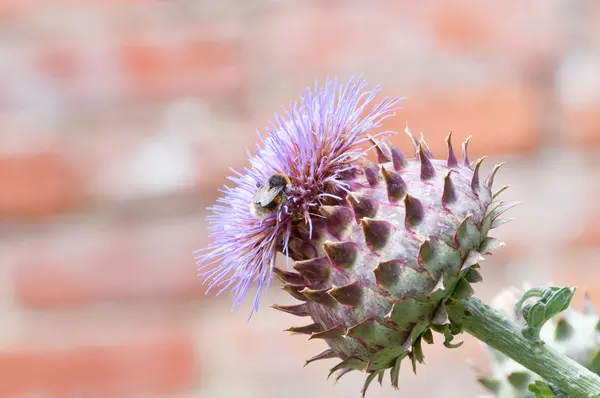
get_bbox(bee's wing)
[253,185,285,206]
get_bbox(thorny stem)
[446,297,600,398]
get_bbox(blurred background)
[0,0,598,397]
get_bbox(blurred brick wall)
[0,1,599,397]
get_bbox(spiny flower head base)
[269,131,512,396]
[197,78,514,396]
[196,79,399,316]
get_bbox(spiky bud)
[197,78,512,396]
[477,284,600,397]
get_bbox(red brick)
[555,50,600,147]
[35,45,80,80]
[118,29,243,104]
[0,1,38,18]
[429,2,559,59]
[247,2,548,154]
[0,331,196,397]
[58,110,253,204]
[250,1,558,83]
[562,106,600,147]
[0,152,83,219]
[0,0,150,19]
[380,85,541,157]
[12,220,209,308]
[252,2,426,74]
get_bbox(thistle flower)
[478,285,600,397]
[196,78,399,316]
[197,77,512,395]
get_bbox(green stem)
[446,297,600,398]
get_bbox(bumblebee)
[251,173,291,219]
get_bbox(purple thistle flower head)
[195,78,400,317]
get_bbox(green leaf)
[430,323,448,334]
[389,298,435,329]
[515,286,576,343]
[422,328,434,344]
[328,357,366,379]
[507,371,531,389]
[590,349,600,375]
[528,380,572,398]
[477,376,501,392]
[450,277,474,300]
[346,320,408,348]
[443,331,463,349]
[412,335,425,363]
[367,347,405,371]
[529,380,555,397]
[390,354,403,389]
[464,267,483,283]
[361,370,384,398]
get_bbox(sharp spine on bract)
[486,162,505,188]
[492,201,521,220]
[362,371,382,397]
[289,237,318,261]
[491,216,515,229]
[323,241,359,269]
[377,371,385,386]
[462,250,485,270]
[273,267,305,285]
[304,349,336,367]
[293,257,332,282]
[334,368,355,383]
[390,355,403,389]
[301,287,338,307]
[405,125,420,155]
[319,205,354,228]
[462,136,472,169]
[479,237,506,255]
[309,325,346,340]
[361,218,394,251]
[418,144,435,180]
[285,323,324,335]
[390,146,406,171]
[471,157,487,192]
[442,170,457,206]
[381,166,407,203]
[493,185,510,199]
[348,193,379,220]
[272,303,310,317]
[446,132,458,167]
[328,282,365,307]
[374,259,402,289]
[282,284,309,301]
[362,160,381,187]
[419,133,435,158]
[328,357,366,380]
[404,194,425,227]
[369,136,391,163]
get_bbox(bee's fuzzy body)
[251,173,291,219]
